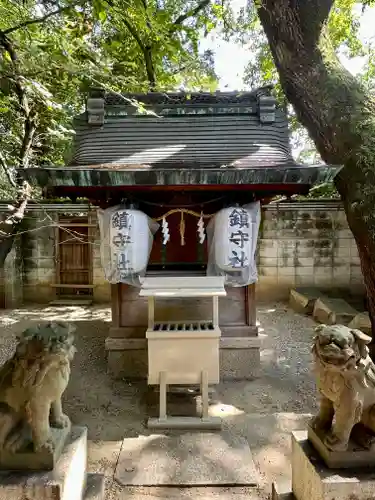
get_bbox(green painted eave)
[18,164,341,189]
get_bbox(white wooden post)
[201,370,209,419]
[148,296,155,330]
[159,371,167,421]
[212,295,219,328]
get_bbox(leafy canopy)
[0,0,233,197]
[230,0,375,198]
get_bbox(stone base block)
[0,426,87,500]
[106,337,263,381]
[292,430,375,500]
[219,338,262,380]
[308,424,375,469]
[107,339,148,379]
[0,423,71,471]
[84,473,105,500]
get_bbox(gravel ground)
[0,302,318,499]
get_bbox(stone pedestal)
[291,431,375,500]
[307,424,375,469]
[0,427,105,500]
[0,425,71,471]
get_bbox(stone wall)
[0,200,364,306]
[1,204,111,306]
[21,209,57,303]
[256,200,364,300]
[0,238,23,308]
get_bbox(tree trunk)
[257,1,375,344]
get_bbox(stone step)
[110,487,264,499]
[49,299,93,306]
[83,473,105,500]
[0,426,88,500]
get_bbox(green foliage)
[235,0,375,199]
[0,0,233,197]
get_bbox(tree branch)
[121,17,156,89]
[103,0,156,89]
[3,4,77,36]
[0,32,29,114]
[171,0,210,31]
[0,31,36,167]
[0,152,17,188]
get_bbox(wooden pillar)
[212,296,219,328]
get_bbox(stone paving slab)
[115,432,258,486]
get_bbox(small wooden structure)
[141,276,225,429]
[50,214,94,305]
[20,88,338,380]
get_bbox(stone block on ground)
[0,426,87,500]
[289,288,323,315]
[348,311,372,335]
[83,473,105,500]
[0,423,71,471]
[272,480,294,500]
[312,297,357,325]
[292,430,375,500]
[115,432,258,486]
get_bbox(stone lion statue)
[311,323,375,452]
[0,321,76,454]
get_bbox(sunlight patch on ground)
[209,402,245,417]
[0,316,18,326]
[0,306,112,323]
[256,319,265,334]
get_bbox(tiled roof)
[18,89,342,191]
[70,88,297,170]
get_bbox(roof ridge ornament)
[86,88,105,126]
[258,94,276,124]
[96,86,275,108]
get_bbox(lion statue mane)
[0,320,76,453]
[311,323,375,452]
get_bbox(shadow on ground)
[0,302,319,498]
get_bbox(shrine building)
[20,87,338,382]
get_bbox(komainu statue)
[311,323,375,452]
[0,321,76,454]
